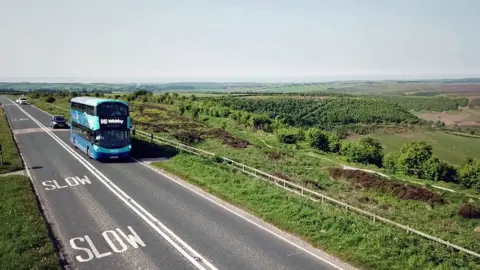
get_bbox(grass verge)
[153,153,480,270]
[0,175,60,269]
[0,106,23,174]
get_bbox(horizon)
[2,73,480,85]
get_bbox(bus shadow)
[94,138,179,164]
[130,137,179,160]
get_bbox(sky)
[1,0,479,83]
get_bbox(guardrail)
[134,129,480,259]
[37,101,480,258]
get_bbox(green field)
[369,131,480,166]
[0,106,23,174]
[0,175,60,269]
[0,100,60,268]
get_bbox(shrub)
[306,128,329,151]
[458,203,480,219]
[45,96,56,103]
[277,128,305,144]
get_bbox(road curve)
[1,97,356,270]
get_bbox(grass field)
[0,175,59,269]
[368,131,480,165]
[0,106,23,174]
[0,100,60,268]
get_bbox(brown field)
[416,96,480,126]
[440,84,480,93]
[418,108,480,126]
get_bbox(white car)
[17,97,28,105]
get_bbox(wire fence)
[134,129,480,259]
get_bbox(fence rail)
[36,101,480,258]
[134,129,480,259]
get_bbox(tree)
[397,141,433,177]
[306,128,329,151]
[327,133,341,153]
[45,96,56,103]
[248,114,272,131]
[421,156,451,181]
[178,106,186,115]
[458,158,480,189]
[383,152,400,173]
[191,107,200,119]
[358,136,384,167]
[277,128,304,144]
[341,136,384,167]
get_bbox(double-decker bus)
[70,97,131,160]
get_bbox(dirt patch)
[327,168,444,204]
[202,128,249,148]
[468,98,480,108]
[458,203,480,219]
[173,130,204,145]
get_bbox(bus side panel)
[70,133,98,159]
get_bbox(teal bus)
[70,97,131,160]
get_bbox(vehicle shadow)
[96,137,179,164]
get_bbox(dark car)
[50,115,69,129]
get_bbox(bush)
[383,152,399,173]
[45,96,55,103]
[341,137,384,167]
[277,128,305,144]
[397,141,433,177]
[421,156,450,181]
[458,203,480,219]
[306,128,329,151]
[458,158,480,189]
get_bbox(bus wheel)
[87,148,92,159]
[72,138,76,148]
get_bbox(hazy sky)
[1,0,479,82]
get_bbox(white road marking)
[69,226,146,263]
[42,175,92,191]
[8,99,217,270]
[134,158,348,270]
[28,101,350,270]
[12,127,69,135]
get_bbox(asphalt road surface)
[1,97,355,270]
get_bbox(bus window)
[97,103,128,117]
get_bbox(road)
[0,97,355,270]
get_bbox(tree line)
[215,97,420,127]
[373,95,469,112]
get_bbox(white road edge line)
[9,99,217,270]
[32,101,349,270]
[133,158,348,270]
